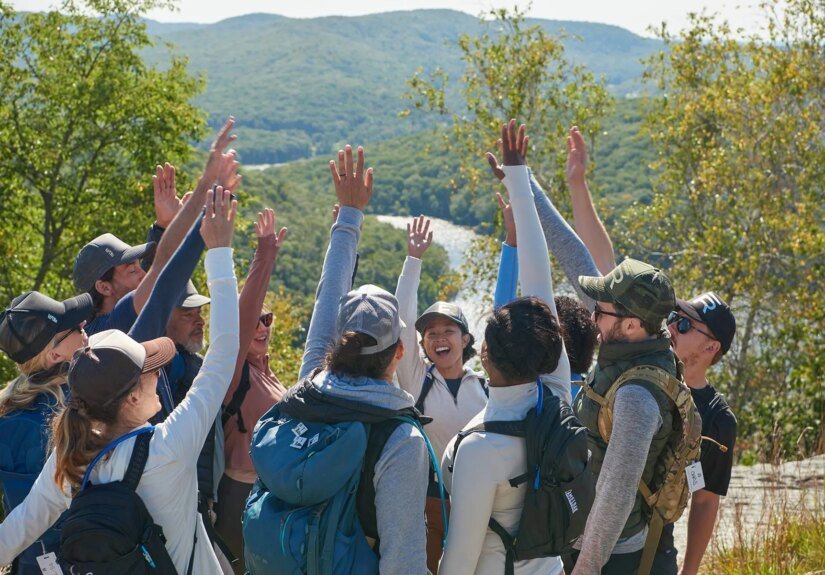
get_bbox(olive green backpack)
[583,364,702,575]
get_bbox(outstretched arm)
[225,208,287,402]
[491,120,570,384]
[566,126,616,275]
[299,145,373,379]
[395,216,433,397]
[493,192,519,309]
[133,118,240,314]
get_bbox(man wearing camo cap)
[568,258,683,575]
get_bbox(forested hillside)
[143,10,661,164]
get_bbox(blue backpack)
[243,401,444,575]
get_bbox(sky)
[9,0,768,38]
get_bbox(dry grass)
[699,457,824,575]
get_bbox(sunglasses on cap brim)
[667,311,716,340]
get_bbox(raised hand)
[152,162,180,228]
[202,117,239,190]
[255,207,288,248]
[566,126,588,190]
[486,119,529,180]
[496,193,517,247]
[200,186,237,249]
[329,145,373,211]
[406,215,433,259]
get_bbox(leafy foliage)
[619,0,825,458]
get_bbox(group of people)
[0,117,737,575]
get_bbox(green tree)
[403,6,613,212]
[620,0,824,458]
[0,0,206,305]
[402,6,613,301]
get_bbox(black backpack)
[60,427,195,575]
[450,385,594,575]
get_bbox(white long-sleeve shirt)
[502,164,571,388]
[439,382,564,575]
[0,248,239,574]
[395,255,488,461]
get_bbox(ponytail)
[50,394,126,495]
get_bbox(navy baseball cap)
[73,234,156,293]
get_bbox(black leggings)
[214,474,254,575]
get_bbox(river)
[375,215,492,344]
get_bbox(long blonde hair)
[0,349,66,418]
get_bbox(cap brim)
[675,299,703,322]
[120,241,156,266]
[415,311,459,333]
[179,294,211,308]
[56,293,94,331]
[140,336,176,372]
[578,275,615,303]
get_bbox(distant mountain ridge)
[142,9,662,163]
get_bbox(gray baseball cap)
[68,329,175,407]
[336,285,405,355]
[176,280,211,309]
[415,301,469,334]
[73,233,157,293]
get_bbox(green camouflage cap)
[578,258,675,326]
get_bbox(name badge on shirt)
[685,461,705,493]
[36,552,64,575]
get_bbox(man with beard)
[563,126,738,575]
[569,259,680,575]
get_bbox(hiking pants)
[425,495,450,574]
[215,474,254,575]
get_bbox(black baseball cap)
[0,291,94,364]
[69,330,175,407]
[676,292,736,355]
[415,302,470,334]
[73,233,157,293]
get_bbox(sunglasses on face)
[593,303,627,321]
[667,311,716,340]
[259,312,274,328]
[53,324,82,348]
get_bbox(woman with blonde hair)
[0,291,92,575]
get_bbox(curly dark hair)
[555,295,599,374]
[485,296,562,383]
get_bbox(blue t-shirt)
[84,291,137,336]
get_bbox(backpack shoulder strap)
[222,361,252,432]
[122,429,154,491]
[594,365,680,443]
[81,426,156,490]
[414,366,436,414]
[358,419,407,541]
